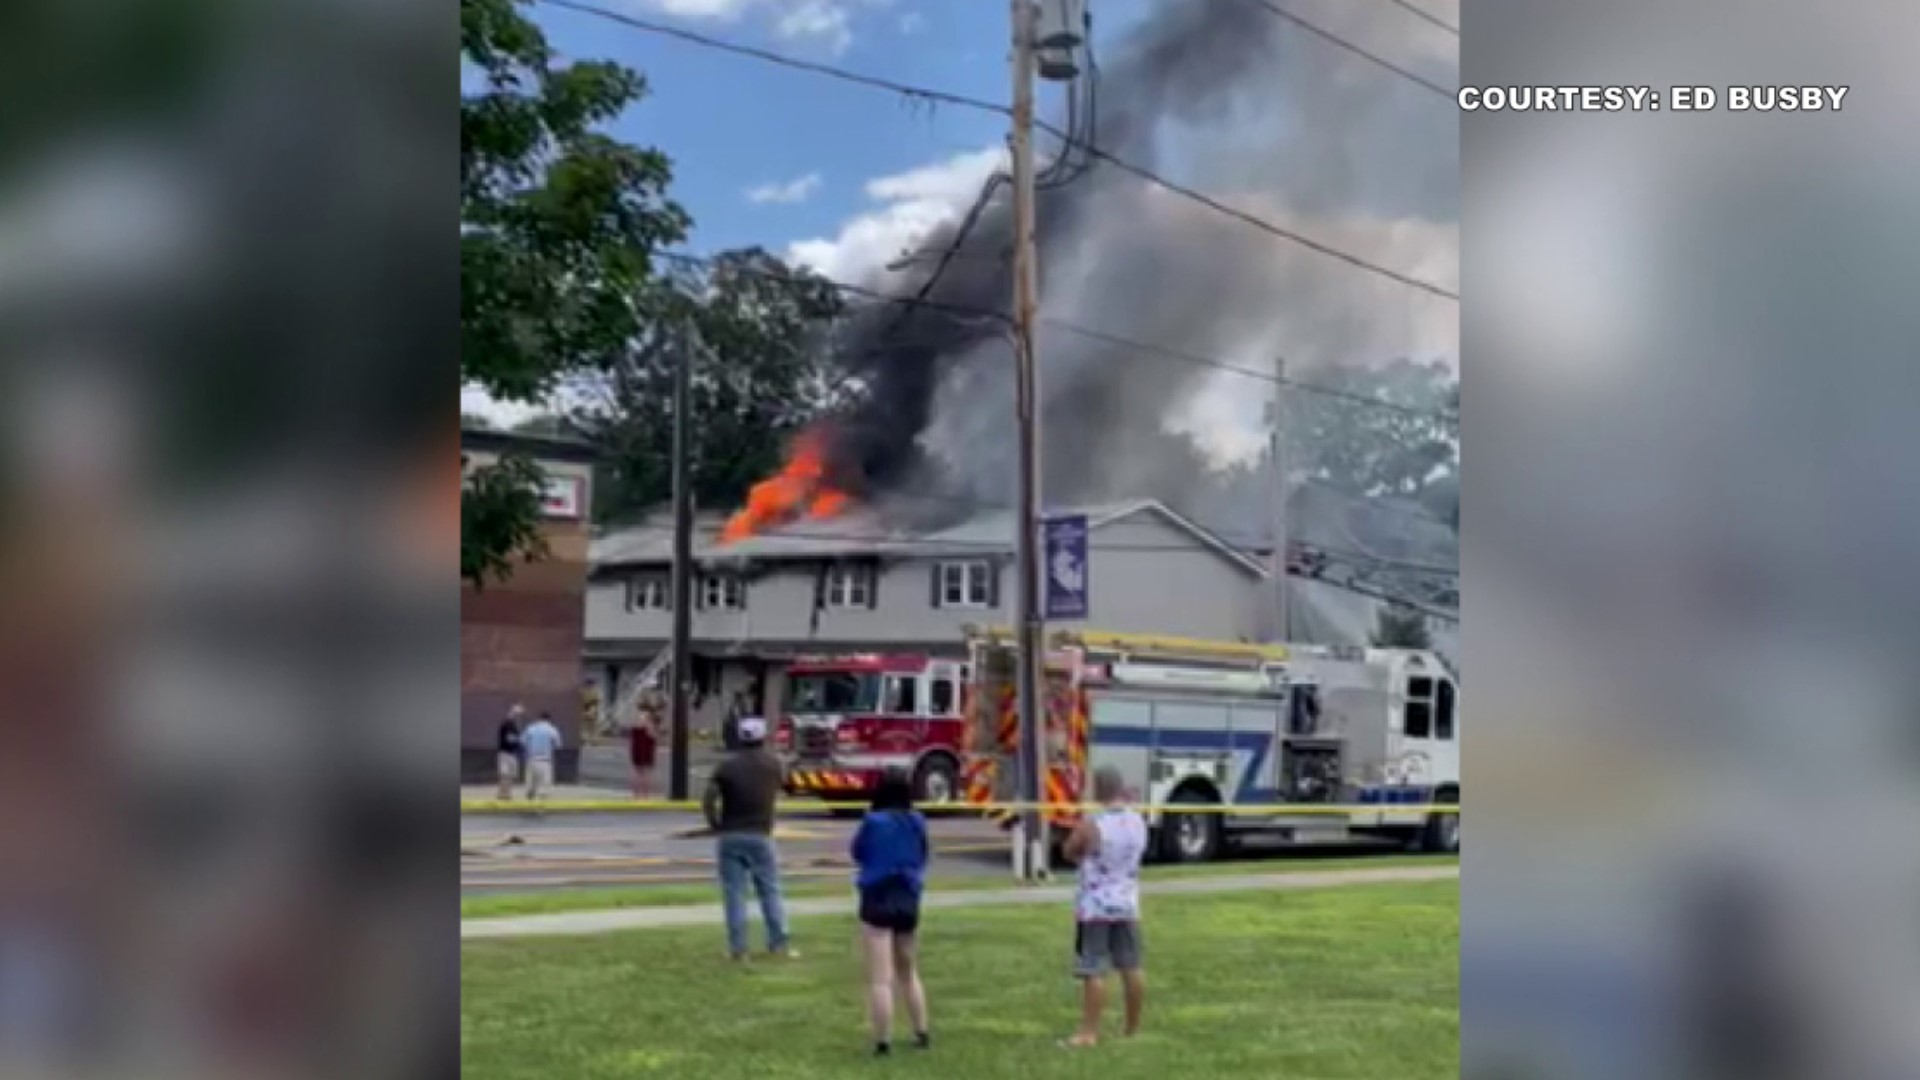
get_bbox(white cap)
[736,717,767,744]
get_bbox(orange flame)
[720,428,853,544]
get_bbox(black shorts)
[858,880,922,934]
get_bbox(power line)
[538,0,1459,303]
[653,250,1010,331]
[541,0,998,117]
[1238,0,1454,99]
[1381,0,1460,36]
[1039,317,1457,420]
[652,248,1458,422]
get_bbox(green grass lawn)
[461,854,1458,919]
[461,879,1458,1079]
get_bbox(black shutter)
[929,563,943,609]
[737,575,748,611]
[693,575,705,611]
[987,557,1003,608]
[866,560,879,609]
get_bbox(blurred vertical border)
[0,0,456,1078]
[1465,2,1920,1079]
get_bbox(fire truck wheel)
[1161,790,1222,863]
[1422,788,1460,853]
[913,755,960,808]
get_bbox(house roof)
[589,499,1271,577]
[460,426,601,464]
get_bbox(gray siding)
[584,509,1264,652]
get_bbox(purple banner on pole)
[1043,514,1089,620]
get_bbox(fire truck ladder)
[607,650,673,732]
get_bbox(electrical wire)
[1381,0,1459,36]
[538,0,1458,303]
[1238,0,1455,98]
[649,249,1457,421]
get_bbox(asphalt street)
[461,801,1414,897]
[459,807,1011,894]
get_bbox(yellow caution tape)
[460,798,1459,816]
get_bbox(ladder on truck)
[961,626,1294,829]
[605,650,672,733]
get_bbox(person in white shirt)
[1060,765,1148,1048]
[520,713,562,803]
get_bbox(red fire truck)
[774,653,970,808]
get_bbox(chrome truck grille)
[798,725,834,759]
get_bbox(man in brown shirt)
[702,718,794,960]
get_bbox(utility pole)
[667,326,696,801]
[1009,0,1047,881]
[1269,359,1289,641]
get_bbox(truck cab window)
[884,676,919,715]
[1404,676,1433,739]
[1435,679,1456,741]
[929,678,956,716]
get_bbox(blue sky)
[470,0,1461,444]
[533,0,1154,266]
[467,0,1156,423]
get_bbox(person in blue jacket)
[851,768,931,1056]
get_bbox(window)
[1289,684,1321,736]
[935,560,992,608]
[883,675,920,715]
[628,575,670,611]
[1435,679,1456,741]
[929,677,956,716]
[700,575,744,610]
[1404,675,1433,739]
[826,563,874,608]
[789,673,879,713]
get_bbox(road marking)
[463,856,688,873]
[462,866,1460,938]
[463,867,856,890]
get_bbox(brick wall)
[461,445,593,784]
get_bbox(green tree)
[460,0,689,587]
[1370,602,1433,649]
[573,247,844,521]
[1288,359,1459,506]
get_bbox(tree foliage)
[460,452,550,586]
[572,247,845,521]
[460,0,688,587]
[1370,602,1434,649]
[1287,359,1460,506]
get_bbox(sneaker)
[913,1032,931,1050]
[874,1042,891,1057]
[770,947,801,960]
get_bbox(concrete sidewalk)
[461,784,633,803]
[462,865,1459,940]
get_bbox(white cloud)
[645,0,756,18]
[776,0,854,54]
[898,11,925,35]
[745,171,823,205]
[460,385,545,430]
[787,145,1007,284]
[630,0,885,56]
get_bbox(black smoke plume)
[818,0,1458,534]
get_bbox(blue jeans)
[717,833,789,956]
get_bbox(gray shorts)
[1074,920,1143,977]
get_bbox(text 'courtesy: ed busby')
[1458,85,1851,113]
